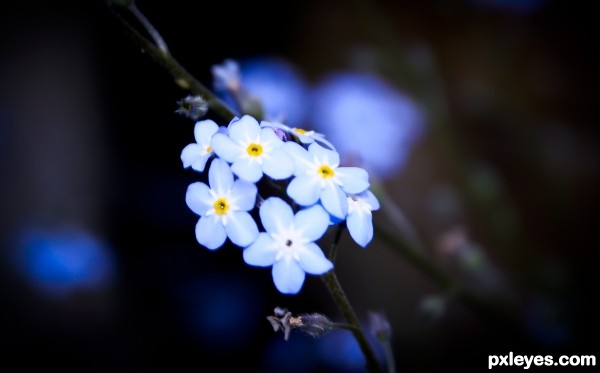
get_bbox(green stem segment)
[108,2,237,121]
[321,271,382,373]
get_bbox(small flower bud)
[295,313,334,338]
[175,95,208,121]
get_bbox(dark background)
[1,0,598,371]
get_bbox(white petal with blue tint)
[211,133,242,162]
[209,158,234,194]
[229,180,257,211]
[272,259,305,294]
[194,119,219,143]
[308,143,339,167]
[243,233,278,266]
[231,158,263,183]
[294,205,329,242]
[283,142,312,173]
[196,215,227,250]
[185,182,213,216]
[262,147,294,180]
[321,184,348,219]
[228,115,261,143]
[225,211,258,247]
[337,167,370,194]
[287,176,321,206]
[346,208,373,248]
[259,197,294,234]
[181,143,203,169]
[296,242,333,274]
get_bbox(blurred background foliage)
[1,0,598,371]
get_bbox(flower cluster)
[181,115,380,294]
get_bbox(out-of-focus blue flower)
[12,226,115,296]
[181,119,219,172]
[316,329,385,372]
[211,58,241,92]
[243,197,333,294]
[185,158,258,249]
[211,115,294,183]
[239,56,310,126]
[311,72,425,179]
[346,190,380,248]
[285,142,370,219]
[263,333,319,373]
[176,274,263,351]
[262,121,336,151]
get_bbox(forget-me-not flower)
[185,158,258,249]
[311,71,425,178]
[243,197,333,294]
[181,119,219,172]
[346,190,380,248]
[285,142,370,219]
[211,115,295,183]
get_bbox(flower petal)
[243,233,278,267]
[211,133,242,163]
[208,158,234,195]
[272,258,305,294]
[228,115,260,143]
[259,197,294,234]
[347,208,374,248]
[225,211,258,247]
[181,143,203,169]
[321,184,348,219]
[283,142,312,174]
[194,119,219,144]
[185,182,213,216]
[337,167,370,194]
[294,204,329,242]
[229,180,257,211]
[308,143,339,167]
[231,158,263,183]
[195,215,227,250]
[287,175,321,206]
[364,190,380,211]
[262,148,294,180]
[260,127,284,147]
[297,242,333,274]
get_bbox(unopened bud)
[368,311,392,341]
[175,95,208,121]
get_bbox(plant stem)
[108,1,237,121]
[321,270,382,373]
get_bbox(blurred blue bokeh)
[11,225,116,296]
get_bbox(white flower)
[181,119,219,172]
[185,158,258,249]
[243,197,333,294]
[285,142,370,219]
[211,115,295,183]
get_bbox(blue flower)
[346,190,380,248]
[181,119,219,172]
[211,59,241,92]
[243,197,333,294]
[239,56,310,126]
[211,115,294,183]
[310,71,425,178]
[185,158,259,249]
[285,142,370,219]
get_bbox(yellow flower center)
[293,128,307,135]
[206,146,212,153]
[317,165,335,179]
[213,197,230,215]
[246,143,263,157]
